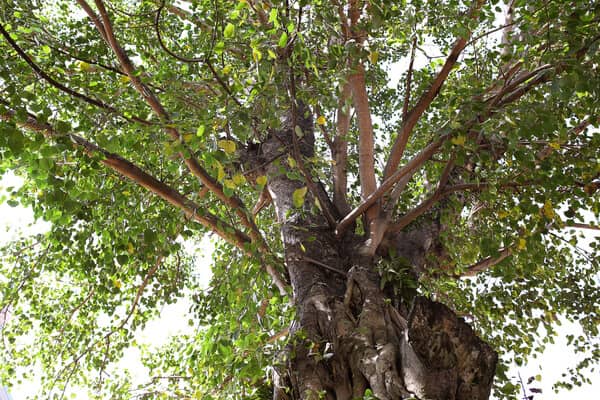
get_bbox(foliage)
[0,0,598,399]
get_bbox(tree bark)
[261,107,497,400]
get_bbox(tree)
[0,0,598,398]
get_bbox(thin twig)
[563,223,600,231]
[0,105,252,249]
[302,256,346,276]
[462,247,513,277]
[0,22,150,126]
[402,35,418,121]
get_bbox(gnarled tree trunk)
[259,108,497,400]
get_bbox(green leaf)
[294,125,304,138]
[269,8,279,27]
[224,23,235,39]
[252,47,262,62]
[287,155,297,168]
[278,32,288,48]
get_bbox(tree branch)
[82,0,264,249]
[336,135,447,236]
[56,286,96,339]
[388,180,530,234]
[119,256,163,329]
[563,223,600,231]
[333,82,352,215]
[461,247,512,277]
[75,0,108,41]
[153,2,242,107]
[0,22,150,126]
[287,67,338,229]
[402,35,418,121]
[0,105,251,250]
[383,0,484,181]
[349,62,379,225]
[3,101,289,294]
[347,0,379,236]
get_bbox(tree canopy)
[0,0,598,399]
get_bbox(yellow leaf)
[256,175,267,186]
[119,75,131,84]
[293,186,308,208]
[451,135,466,146]
[287,155,297,168]
[498,210,509,219]
[217,139,237,154]
[113,279,122,289]
[127,242,134,254]
[224,179,236,189]
[222,65,232,75]
[252,48,262,62]
[78,61,91,72]
[549,142,561,150]
[517,238,527,250]
[542,199,555,219]
[232,173,246,185]
[316,115,326,125]
[183,133,194,143]
[213,160,226,181]
[369,51,379,64]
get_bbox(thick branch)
[336,136,446,236]
[349,63,379,225]
[333,82,352,215]
[3,102,289,294]
[84,0,263,248]
[0,106,251,250]
[383,0,484,180]
[345,0,380,232]
[75,0,108,41]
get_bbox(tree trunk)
[260,109,497,400]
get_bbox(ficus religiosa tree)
[0,0,598,398]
